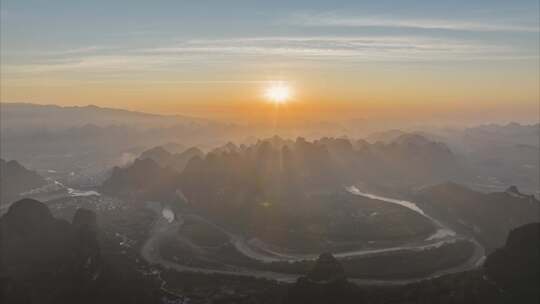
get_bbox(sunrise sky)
[1,0,539,123]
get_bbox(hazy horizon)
[1,101,538,128]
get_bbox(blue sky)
[2,0,538,60]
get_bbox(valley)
[1,114,538,303]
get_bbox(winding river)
[3,178,485,284]
[141,186,486,285]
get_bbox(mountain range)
[103,135,466,203]
[0,102,206,131]
[100,134,539,254]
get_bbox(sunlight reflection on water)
[162,208,175,223]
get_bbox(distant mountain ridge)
[0,103,238,176]
[139,146,204,172]
[367,124,540,193]
[0,102,208,130]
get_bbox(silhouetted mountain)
[482,222,540,303]
[159,142,187,153]
[366,129,407,143]
[139,146,172,164]
[98,136,474,255]
[100,158,181,202]
[306,253,346,283]
[0,199,101,302]
[177,135,461,201]
[0,159,46,204]
[366,123,539,193]
[367,130,444,144]
[469,142,539,194]
[102,136,440,251]
[415,183,540,251]
[368,134,466,187]
[283,253,362,304]
[181,136,345,195]
[103,136,462,226]
[463,123,540,149]
[485,223,540,287]
[0,198,171,304]
[139,145,204,172]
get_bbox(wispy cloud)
[139,36,518,60]
[288,12,540,32]
[3,46,117,57]
[2,36,535,75]
[45,46,113,56]
[1,55,189,74]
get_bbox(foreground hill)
[284,253,362,304]
[0,159,46,205]
[484,223,540,302]
[0,198,170,304]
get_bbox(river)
[140,186,486,285]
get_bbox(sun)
[265,82,292,104]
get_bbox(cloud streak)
[2,36,534,75]
[288,13,540,32]
[140,36,518,60]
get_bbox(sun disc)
[265,83,291,104]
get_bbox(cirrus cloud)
[287,12,539,33]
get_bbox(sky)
[1,0,539,123]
